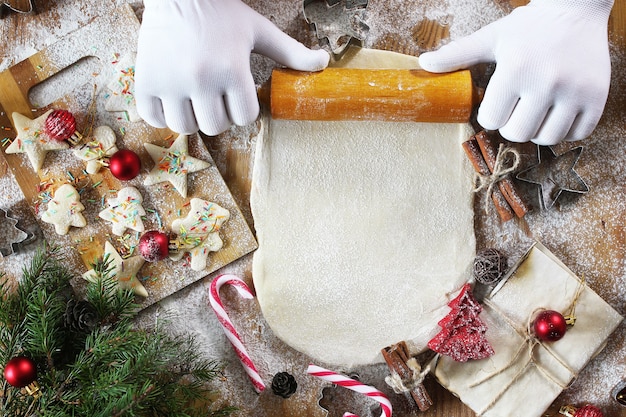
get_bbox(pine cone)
[64,299,98,332]
[271,372,297,398]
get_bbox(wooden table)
[1,1,625,416]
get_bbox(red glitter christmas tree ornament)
[559,404,604,417]
[44,109,83,145]
[109,149,141,181]
[427,283,494,362]
[533,309,568,342]
[138,230,170,262]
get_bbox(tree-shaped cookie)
[98,186,146,236]
[170,198,229,271]
[83,241,148,297]
[428,283,494,362]
[41,184,87,235]
[5,110,69,172]
[73,125,118,174]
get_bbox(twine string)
[385,357,430,394]
[464,277,585,415]
[473,143,521,212]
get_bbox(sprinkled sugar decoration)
[169,198,230,271]
[5,110,69,172]
[143,134,211,198]
[98,186,146,236]
[105,52,141,122]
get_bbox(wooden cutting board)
[0,4,257,308]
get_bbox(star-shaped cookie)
[516,145,589,209]
[105,52,141,122]
[41,184,87,235]
[73,125,118,174]
[98,186,146,236]
[83,241,148,297]
[5,110,69,172]
[170,198,230,271]
[143,134,211,198]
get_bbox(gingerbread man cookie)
[73,125,118,174]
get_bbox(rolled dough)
[251,48,476,367]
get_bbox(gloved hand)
[419,0,614,145]
[135,0,330,135]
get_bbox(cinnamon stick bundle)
[462,139,515,222]
[462,130,529,221]
[381,341,433,412]
[474,131,530,218]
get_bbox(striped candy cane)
[307,364,392,417]
[209,274,265,393]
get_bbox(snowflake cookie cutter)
[303,0,369,60]
[0,208,36,257]
[516,145,589,210]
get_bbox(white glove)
[419,0,614,145]
[136,0,330,135]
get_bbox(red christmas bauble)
[139,230,170,262]
[533,310,567,342]
[573,405,604,417]
[4,356,37,388]
[44,109,76,142]
[109,149,141,181]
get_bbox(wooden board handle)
[270,67,475,123]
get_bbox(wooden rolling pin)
[269,67,476,123]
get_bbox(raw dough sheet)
[251,49,476,367]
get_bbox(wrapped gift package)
[432,242,623,417]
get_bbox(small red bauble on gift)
[532,309,568,342]
[559,404,604,417]
[138,230,170,262]
[109,149,141,181]
[44,109,82,145]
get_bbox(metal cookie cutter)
[516,145,589,210]
[303,0,369,60]
[0,208,36,257]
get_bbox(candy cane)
[209,274,265,393]
[307,364,392,417]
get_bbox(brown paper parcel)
[432,242,623,417]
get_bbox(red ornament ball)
[573,405,604,417]
[4,356,37,388]
[139,230,170,262]
[109,149,141,181]
[44,109,77,142]
[533,310,567,342]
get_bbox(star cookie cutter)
[303,0,369,60]
[0,208,36,257]
[516,145,589,210]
